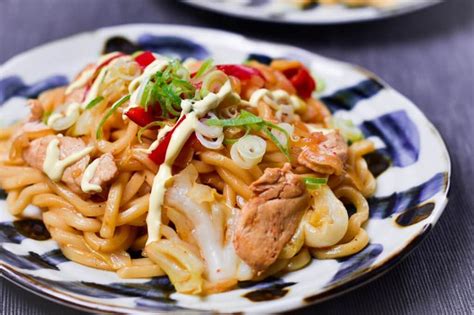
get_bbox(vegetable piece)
[287,67,316,99]
[135,51,156,70]
[144,60,195,118]
[96,94,131,139]
[82,53,125,101]
[85,96,104,110]
[125,107,156,127]
[137,121,168,143]
[193,59,214,79]
[230,135,266,169]
[206,110,290,159]
[304,177,327,190]
[329,117,364,143]
[148,115,186,165]
[206,110,263,127]
[216,64,262,80]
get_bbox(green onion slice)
[304,177,328,190]
[96,94,130,139]
[85,96,104,110]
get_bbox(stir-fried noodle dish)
[0,51,377,294]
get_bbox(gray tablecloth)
[0,0,473,314]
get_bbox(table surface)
[1,0,473,314]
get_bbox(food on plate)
[0,50,377,294]
[292,0,395,8]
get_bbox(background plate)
[183,0,441,25]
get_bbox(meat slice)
[88,153,118,188]
[22,135,90,194]
[27,99,44,122]
[233,163,309,272]
[298,131,348,176]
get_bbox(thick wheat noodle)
[9,183,51,215]
[47,181,105,216]
[286,247,311,272]
[85,226,135,252]
[143,169,155,186]
[117,262,164,278]
[49,227,87,249]
[223,184,236,207]
[100,172,130,238]
[0,171,46,190]
[257,100,275,121]
[348,140,376,196]
[310,228,369,259]
[335,186,369,243]
[97,122,138,154]
[128,215,147,226]
[254,258,290,281]
[31,193,72,210]
[215,166,252,200]
[111,129,127,141]
[117,158,144,172]
[249,165,263,179]
[54,206,102,232]
[6,190,19,210]
[354,155,376,197]
[191,160,215,173]
[199,151,254,185]
[121,172,146,205]
[117,194,149,225]
[132,150,159,173]
[262,151,287,163]
[61,245,114,271]
[42,210,76,232]
[131,234,147,251]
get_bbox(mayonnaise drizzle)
[249,88,302,111]
[80,159,102,193]
[43,138,93,182]
[146,80,233,245]
[47,102,81,131]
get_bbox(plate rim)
[0,23,452,313]
[181,0,442,25]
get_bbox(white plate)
[183,0,441,24]
[0,24,450,314]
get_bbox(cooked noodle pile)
[0,52,376,294]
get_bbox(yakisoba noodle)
[0,50,377,294]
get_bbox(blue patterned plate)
[183,0,441,25]
[0,24,450,313]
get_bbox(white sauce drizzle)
[65,68,95,94]
[47,102,81,131]
[80,159,102,193]
[249,88,303,112]
[306,124,332,135]
[43,138,93,182]
[146,80,232,245]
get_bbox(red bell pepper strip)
[125,107,156,127]
[149,115,186,165]
[135,51,156,70]
[287,67,316,99]
[216,64,263,80]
